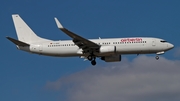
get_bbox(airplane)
[7,14,174,66]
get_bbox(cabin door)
[152,40,156,46]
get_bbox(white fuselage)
[18,37,174,57]
[8,14,174,65]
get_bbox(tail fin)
[12,14,51,43]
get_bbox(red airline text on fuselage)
[121,38,142,42]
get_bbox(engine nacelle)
[101,55,121,62]
[99,46,116,54]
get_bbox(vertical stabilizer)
[12,14,51,43]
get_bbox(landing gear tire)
[87,55,93,61]
[91,60,96,66]
[155,56,159,60]
[88,54,96,66]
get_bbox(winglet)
[54,17,63,29]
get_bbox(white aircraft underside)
[7,14,174,65]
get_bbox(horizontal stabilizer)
[6,37,30,46]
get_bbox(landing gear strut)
[155,56,159,60]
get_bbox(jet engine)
[101,55,121,62]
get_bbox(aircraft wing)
[54,18,100,53]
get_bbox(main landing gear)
[87,55,96,66]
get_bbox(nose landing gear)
[91,60,96,66]
[155,56,159,60]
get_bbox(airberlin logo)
[121,38,142,42]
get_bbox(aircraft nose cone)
[168,43,174,49]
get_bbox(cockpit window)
[160,40,167,43]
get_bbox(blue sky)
[1,0,180,101]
